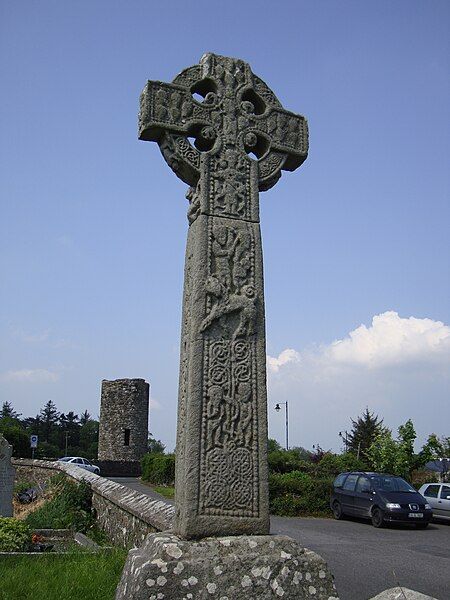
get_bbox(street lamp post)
[275,401,289,450]
[339,430,348,453]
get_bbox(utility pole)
[65,431,69,456]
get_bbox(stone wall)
[98,378,149,464]
[13,459,174,548]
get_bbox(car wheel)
[371,507,384,528]
[332,501,343,520]
[416,523,428,529]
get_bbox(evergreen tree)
[347,408,384,456]
[39,400,60,443]
[21,415,42,432]
[79,410,91,425]
[59,411,80,448]
[0,401,21,420]
[79,420,99,457]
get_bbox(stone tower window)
[124,428,131,446]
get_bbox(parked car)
[57,456,100,475]
[418,483,450,522]
[330,471,432,528]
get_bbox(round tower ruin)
[97,378,149,476]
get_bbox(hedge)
[141,453,175,486]
[269,471,333,517]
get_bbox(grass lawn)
[153,485,175,499]
[0,549,127,600]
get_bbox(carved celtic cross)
[139,53,308,538]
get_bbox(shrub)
[25,473,95,533]
[0,518,32,552]
[268,450,311,474]
[411,470,439,488]
[14,481,34,495]
[141,453,175,485]
[269,471,333,517]
[316,452,368,477]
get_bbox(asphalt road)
[271,515,449,600]
[110,478,450,600]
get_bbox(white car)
[58,456,100,475]
[418,483,450,522]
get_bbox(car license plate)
[408,512,423,518]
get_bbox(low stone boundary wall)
[13,458,175,548]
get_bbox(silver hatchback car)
[418,483,450,522]
[58,456,100,475]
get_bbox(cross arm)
[139,81,191,141]
[139,80,217,143]
[251,107,308,172]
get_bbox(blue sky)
[1,1,449,452]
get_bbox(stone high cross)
[0,434,15,517]
[139,53,308,539]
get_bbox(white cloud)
[149,394,161,410]
[267,311,450,451]
[327,311,450,368]
[267,348,301,373]
[14,329,50,343]
[0,369,59,383]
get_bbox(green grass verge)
[153,485,175,499]
[0,549,127,600]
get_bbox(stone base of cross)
[116,533,339,599]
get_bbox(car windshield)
[58,457,71,462]
[370,475,415,493]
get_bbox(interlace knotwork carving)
[197,218,258,517]
[200,338,257,516]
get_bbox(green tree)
[147,433,165,454]
[268,438,282,453]
[291,446,312,461]
[421,433,450,460]
[39,400,60,443]
[0,421,29,456]
[366,419,424,480]
[0,401,21,420]
[347,408,385,456]
[79,410,91,425]
[79,420,99,458]
[59,411,81,448]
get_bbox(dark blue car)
[330,471,433,528]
